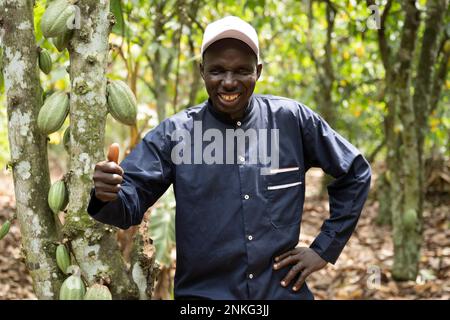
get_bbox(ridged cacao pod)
[52,29,73,52]
[37,91,69,135]
[48,180,68,214]
[59,268,85,300]
[56,244,70,274]
[41,0,76,38]
[62,127,70,152]
[0,220,11,240]
[38,49,52,74]
[84,284,113,300]
[106,80,137,126]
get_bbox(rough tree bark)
[389,0,421,281]
[369,0,448,280]
[0,0,64,299]
[412,0,448,231]
[64,0,154,298]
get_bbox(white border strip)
[267,181,302,190]
[268,167,299,174]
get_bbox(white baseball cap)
[201,16,259,61]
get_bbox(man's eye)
[209,70,221,75]
[239,69,253,75]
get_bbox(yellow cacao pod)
[48,180,68,214]
[84,284,113,300]
[107,80,137,126]
[38,49,52,75]
[37,91,69,135]
[41,0,76,38]
[56,244,70,274]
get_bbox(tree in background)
[0,0,64,298]
[367,0,449,280]
[1,0,157,299]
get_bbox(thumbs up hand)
[107,142,120,163]
[92,143,124,202]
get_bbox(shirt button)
[249,273,254,279]
[239,156,245,163]
[248,235,253,241]
[244,194,250,200]
[236,121,242,126]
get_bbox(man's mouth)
[218,93,241,103]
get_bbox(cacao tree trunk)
[386,0,421,281]
[0,0,64,299]
[370,0,448,280]
[64,0,153,298]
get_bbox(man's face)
[200,38,262,119]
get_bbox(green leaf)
[110,0,125,36]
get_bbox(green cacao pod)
[106,80,137,126]
[52,29,73,52]
[56,244,70,274]
[38,49,52,74]
[37,91,69,135]
[62,127,70,152]
[84,284,113,300]
[48,180,68,214]
[41,0,76,38]
[0,220,11,240]
[59,268,85,300]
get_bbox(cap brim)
[201,29,259,60]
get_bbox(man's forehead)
[202,38,258,64]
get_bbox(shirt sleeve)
[87,120,174,229]
[299,104,372,264]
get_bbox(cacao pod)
[37,91,69,135]
[59,267,85,300]
[0,220,11,240]
[56,244,70,274]
[48,180,68,214]
[52,29,73,52]
[84,284,112,300]
[63,127,70,152]
[38,49,52,75]
[41,0,76,38]
[106,80,137,126]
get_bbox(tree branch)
[367,0,393,72]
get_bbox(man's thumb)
[107,143,120,163]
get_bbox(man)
[88,16,371,300]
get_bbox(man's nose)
[222,72,237,90]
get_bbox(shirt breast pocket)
[265,167,304,228]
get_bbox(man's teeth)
[220,93,240,102]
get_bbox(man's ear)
[256,63,263,80]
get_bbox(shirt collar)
[206,95,255,125]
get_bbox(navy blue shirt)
[87,94,371,300]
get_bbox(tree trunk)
[0,0,64,299]
[64,0,151,298]
[389,0,421,281]
[412,0,448,232]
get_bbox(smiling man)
[87,16,371,300]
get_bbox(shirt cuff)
[87,188,109,217]
[309,231,342,264]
